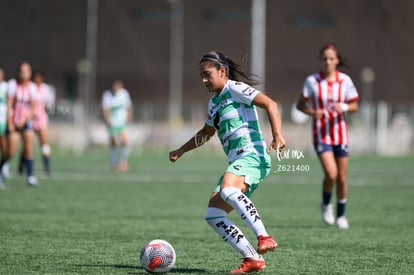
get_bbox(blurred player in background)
[17,70,53,176]
[101,80,132,172]
[296,43,359,229]
[3,61,38,186]
[0,68,8,189]
[169,51,286,273]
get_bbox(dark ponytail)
[319,43,350,68]
[199,51,259,86]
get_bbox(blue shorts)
[6,122,32,134]
[314,143,349,158]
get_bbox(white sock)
[221,187,268,237]
[109,147,118,167]
[205,207,259,258]
[120,145,129,162]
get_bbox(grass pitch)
[0,147,413,274]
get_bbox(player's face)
[19,63,32,82]
[320,49,339,74]
[33,73,43,84]
[199,61,227,93]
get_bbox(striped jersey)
[302,71,359,145]
[8,79,38,126]
[32,82,53,130]
[205,80,268,163]
[101,89,132,127]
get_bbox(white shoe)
[2,162,10,179]
[27,176,38,186]
[320,203,335,225]
[336,216,350,229]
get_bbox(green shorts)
[109,125,126,136]
[214,153,271,197]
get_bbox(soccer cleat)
[336,216,350,229]
[2,162,10,178]
[118,161,129,172]
[257,235,278,254]
[27,176,38,186]
[321,203,335,225]
[230,257,266,274]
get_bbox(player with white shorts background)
[102,80,132,172]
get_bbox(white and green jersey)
[0,81,7,124]
[101,89,132,127]
[205,80,268,163]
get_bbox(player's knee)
[41,144,51,156]
[204,207,227,227]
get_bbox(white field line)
[39,172,414,187]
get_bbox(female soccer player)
[6,61,38,186]
[169,51,286,273]
[101,80,132,172]
[0,68,8,189]
[296,44,359,229]
[28,71,53,175]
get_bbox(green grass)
[0,147,413,274]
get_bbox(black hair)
[199,51,259,86]
[32,70,45,80]
[319,43,350,68]
[15,60,32,84]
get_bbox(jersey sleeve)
[343,76,359,102]
[7,79,16,98]
[301,76,314,99]
[30,83,38,101]
[204,99,214,127]
[101,91,111,109]
[124,90,132,108]
[45,84,56,107]
[228,81,260,105]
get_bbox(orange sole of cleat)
[230,259,266,274]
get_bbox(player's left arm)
[333,78,359,114]
[169,124,216,162]
[252,93,286,153]
[126,91,133,123]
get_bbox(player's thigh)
[318,151,338,179]
[7,132,20,156]
[220,172,248,192]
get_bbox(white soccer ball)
[140,239,176,273]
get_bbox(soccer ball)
[140,239,176,273]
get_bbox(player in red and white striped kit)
[296,44,359,229]
[4,61,39,186]
[16,71,53,176]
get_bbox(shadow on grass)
[73,264,207,273]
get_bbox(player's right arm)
[169,124,216,162]
[101,92,112,127]
[102,107,111,127]
[296,95,323,119]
